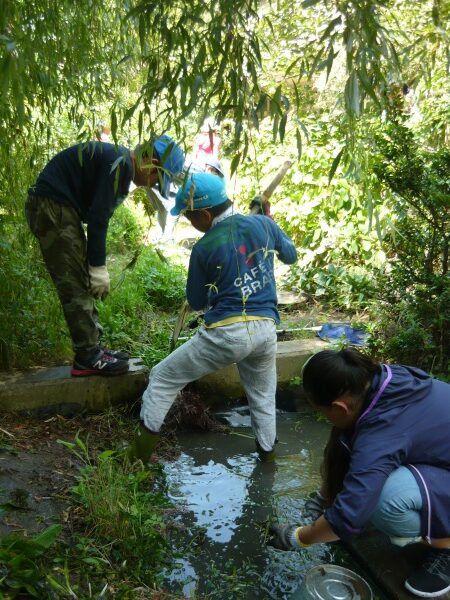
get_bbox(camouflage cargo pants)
[25,196,100,359]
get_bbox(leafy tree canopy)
[2,0,450,168]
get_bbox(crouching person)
[268,348,450,598]
[129,172,297,463]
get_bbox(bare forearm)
[298,515,339,545]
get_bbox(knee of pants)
[370,467,422,538]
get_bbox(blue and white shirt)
[186,212,297,325]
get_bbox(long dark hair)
[303,348,380,502]
[302,348,380,407]
[321,426,351,502]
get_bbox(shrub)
[97,247,186,366]
[0,228,70,369]
[369,121,450,375]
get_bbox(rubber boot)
[255,440,276,462]
[128,422,160,463]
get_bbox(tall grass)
[0,199,186,369]
[60,435,172,582]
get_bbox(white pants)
[140,320,278,451]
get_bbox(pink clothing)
[193,132,221,161]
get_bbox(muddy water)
[161,407,353,599]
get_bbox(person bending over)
[26,135,184,376]
[268,348,450,598]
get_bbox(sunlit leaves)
[1,0,450,175]
[328,147,345,183]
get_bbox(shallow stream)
[161,406,386,599]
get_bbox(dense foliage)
[0,4,450,599]
[1,1,450,374]
[368,119,450,374]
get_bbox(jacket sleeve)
[186,246,209,310]
[324,427,407,541]
[86,151,128,266]
[271,221,297,265]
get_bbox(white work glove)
[267,524,312,550]
[89,265,110,300]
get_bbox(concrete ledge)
[0,359,149,417]
[345,528,450,600]
[0,339,329,416]
[194,338,328,404]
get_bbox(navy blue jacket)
[325,364,450,541]
[186,213,297,324]
[29,142,133,266]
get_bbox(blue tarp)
[317,323,369,347]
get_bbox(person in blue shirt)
[130,172,297,462]
[26,135,184,376]
[268,348,450,598]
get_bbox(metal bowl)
[291,564,373,600]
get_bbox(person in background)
[204,156,225,178]
[26,135,184,376]
[96,123,111,143]
[145,183,179,244]
[268,348,450,599]
[193,118,221,165]
[129,172,297,463]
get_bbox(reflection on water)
[165,453,255,543]
[162,409,337,598]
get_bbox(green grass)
[54,434,175,595]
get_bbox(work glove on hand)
[187,314,205,329]
[89,265,110,300]
[303,491,328,522]
[267,524,311,551]
[249,196,272,218]
[127,422,160,463]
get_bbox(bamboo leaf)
[328,147,344,184]
[367,190,373,229]
[111,109,118,141]
[279,113,287,142]
[308,47,325,78]
[357,68,380,107]
[302,0,322,7]
[230,152,241,177]
[285,56,302,76]
[295,127,302,160]
[109,155,126,175]
[345,72,360,117]
[272,85,282,112]
[319,16,342,45]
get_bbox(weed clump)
[164,387,230,434]
[59,435,174,591]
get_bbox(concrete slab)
[346,528,450,600]
[194,338,328,404]
[277,290,303,305]
[0,359,149,418]
[0,340,328,416]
